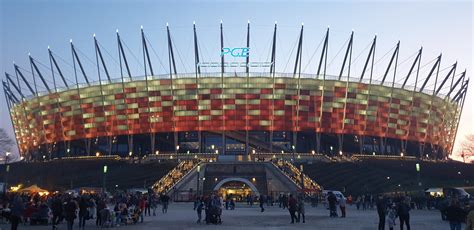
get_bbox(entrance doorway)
[213,177,260,201]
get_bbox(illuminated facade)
[5,73,463,160]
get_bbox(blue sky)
[0,0,472,159]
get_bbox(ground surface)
[0,202,455,229]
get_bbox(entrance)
[218,181,253,201]
[213,177,260,201]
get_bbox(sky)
[0,0,472,160]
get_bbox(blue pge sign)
[221,47,250,57]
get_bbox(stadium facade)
[2,23,469,161]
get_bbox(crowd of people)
[0,190,172,230]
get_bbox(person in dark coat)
[259,194,266,212]
[327,192,338,217]
[288,194,298,223]
[65,198,78,230]
[445,199,466,230]
[397,197,411,230]
[78,197,89,229]
[376,195,387,230]
[10,195,24,230]
[51,195,63,230]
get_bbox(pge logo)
[221,47,250,57]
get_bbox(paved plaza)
[0,202,454,230]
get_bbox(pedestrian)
[339,196,346,218]
[196,197,204,223]
[139,196,146,223]
[78,197,89,229]
[387,203,398,230]
[397,197,411,230]
[9,195,24,230]
[160,193,170,213]
[327,192,338,217]
[288,194,298,224]
[259,194,266,212]
[65,197,78,230]
[297,195,305,223]
[376,194,387,230]
[445,199,466,230]
[51,195,62,230]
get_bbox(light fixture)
[176,145,180,150]
[252,177,256,182]
[252,149,256,154]
[155,150,159,155]
[311,150,315,155]
[211,145,215,150]
[400,152,404,157]
[339,151,343,156]
[129,151,132,157]
[96,152,100,157]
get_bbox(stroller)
[206,205,221,225]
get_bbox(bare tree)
[460,134,474,163]
[0,128,14,154]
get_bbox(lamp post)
[196,164,201,196]
[292,145,296,162]
[103,165,108,193]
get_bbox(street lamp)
[196,164,201,196]
[103,165,108,192]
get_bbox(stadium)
[1,21,472,199]
[2,23,468,162]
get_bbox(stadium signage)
[221,47,250,57]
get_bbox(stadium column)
[381,41,400,155]
[360,35,377,155]
[167,23,178,159]
[28,55,52,159]
[2,83,22,160]
[117,29,133,157]
[447,71,466,156]
[246,21,251,157]
[292,23,304,161]
[220,20,226,156]
[426,55,441,158]
[269,22,277,155]
[48,47,69,158]
[401,47,422,156]
[316,27,329,155]
[94,34,113,156]
[193,21,202,154]
[7,72,31,159]
[449,81,468,157]
[338,31,354,156]
[419,54,441,158]
[141,27,154,158]
[435,63,456,156]
[71,40,92,156]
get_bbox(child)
[387,203,397,230]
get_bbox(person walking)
[376,195,387,230]
[196,197,204,223]
[65,197,78,230]
[387,203,398,230]
[51,195,63,230]
[259,194,266,212]
[9,195,24,230]
[339,196,346,218]
[297,195,305,223]
[397,197,411,230]
[445,199,466,230]
[160,193,170,213]
[78,197,89,229]
[288,194,298,224]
